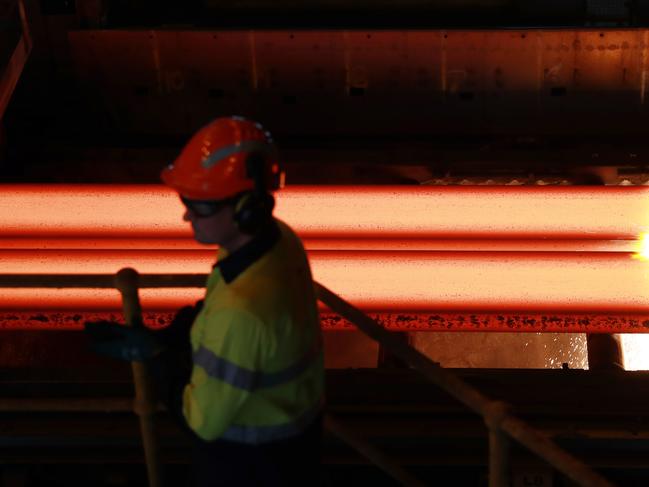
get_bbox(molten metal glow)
[2,250,649,314]
[277,186,649,240]
[0,237,638,252]
[621,335,649,370]
[0,288,201,311]
[4,184,649,369]
[3,184,649,239]
[3,185,649,334]
[634,232,649,261]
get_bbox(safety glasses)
[180,196,230,218]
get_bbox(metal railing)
[0,270,615,487]
[0,0,31,121]
[315,282,614,487]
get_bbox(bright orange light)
[0,185,185,238]
[276,185,649,239]
[0,237,638,252]
[0,288,202,311]
[621,335,649,369]
[633,232,649,261]
[3,185,649,337]
[3,184,649,239]
[0,249,213,274]
[1,250,649,313]
[313,251,649,313]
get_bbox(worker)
[85,116,325,486]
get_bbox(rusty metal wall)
[68,29,649,135]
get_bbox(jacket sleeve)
[146,302,205,440]
[182,308,269,442]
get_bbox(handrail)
[114,269,162,487]
[0,271,418,485]
[0,0,31,120]
[0,272,616,486]
[0,273,207,288]
[313,282,615,487]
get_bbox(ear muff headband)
[234,193,253,214]
[233,152,275,233]
[245,152,267,196]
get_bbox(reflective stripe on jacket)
[183,219,324,444]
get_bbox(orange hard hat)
[161,116,283,201]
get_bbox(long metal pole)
[115,268,163,487]
[488,425,509,487]
[0,273,207,288]
[0,398,134,412]
[314,282,615,487]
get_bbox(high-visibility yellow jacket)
[182,219,324,444]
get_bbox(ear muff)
[234,191,275,234]
[233,152,275,234]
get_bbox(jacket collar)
[214,221,281,284]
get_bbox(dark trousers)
[191,415,322,487]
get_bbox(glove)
[157,300,203,348]
[84,321,165,362]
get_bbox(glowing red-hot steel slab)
[277,186,649,239]
[314,251,649,313]
[0,288,202,311]
[0,250,214,274]
[3,184,649,333]
[2,184,649,239]
[0,237,639,252]
[1,250,649,314]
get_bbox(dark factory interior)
[3,1,649,486]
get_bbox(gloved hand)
[84,321,165,362]
[157,300,203,348]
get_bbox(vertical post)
[115,268,162,487]
[587,334,625,371]
[484,400,510,487]
[17,0,32,52]
[488,427,510,487]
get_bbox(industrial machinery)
[3,1,649,485]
